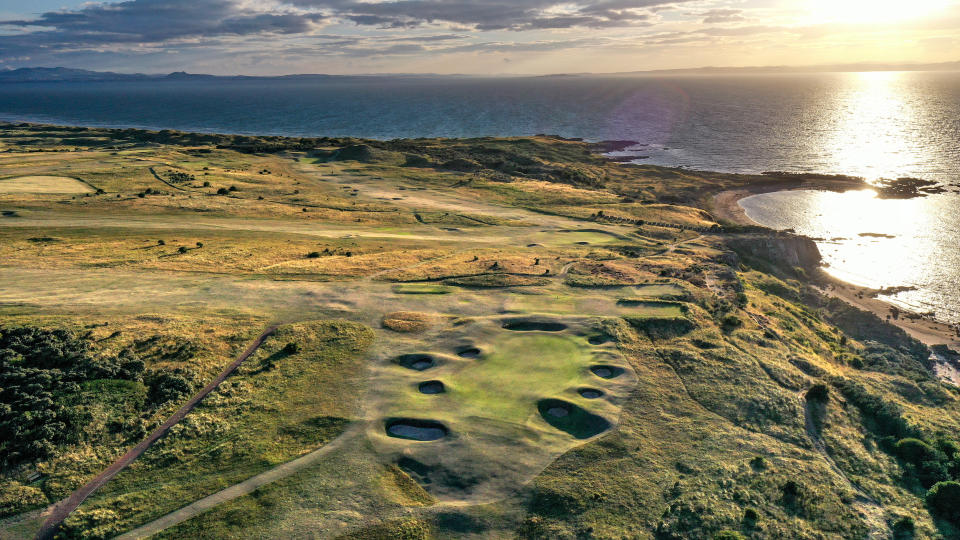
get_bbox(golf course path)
[35,324,280,540]
[115,423,365,539]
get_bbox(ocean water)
[740,189,960,324]
[0,71,959,182]
[1,70,959,319]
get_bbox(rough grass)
[63,320,374,537]
[383,311,436,333]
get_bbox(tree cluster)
[0,326,194,470]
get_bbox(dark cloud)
[0,0,695,60]
[3,0,325,43]
[283,0,678,31]
[0,0,696,65]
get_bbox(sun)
[806,0,952,24]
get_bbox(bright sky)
[0,0,958,75]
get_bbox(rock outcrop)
[726,233,822,272]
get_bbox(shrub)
[283,342,301,354]
[806,383,830,402]
[926,481,960,524]
[196,242,203,248]
[216,187,229,195]
[167,172,195,184]
[624,316,695,340]
[228,185,237,192]
[0,326,145,469]
[895,438,937,465]
[306,251,321,258]
[721,315,743,332]
[202,181,211,187]
[0,481,47,517]
[742,507,759,527]
[714,532,746,540]
[157,239,165,245]
[892,516,915,539]
[177,246,188,254]
[147,373,192,405]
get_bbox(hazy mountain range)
[2,62,959,82]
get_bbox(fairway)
[0,175,93,193]
[633,283,688,299]
[615,298,687,317]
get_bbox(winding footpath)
[35,324,280,540]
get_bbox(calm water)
[2,71,959,319]
[1,71,959,181]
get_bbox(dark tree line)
[0,327,193,470]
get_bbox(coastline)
[713,186,960,355]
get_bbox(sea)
[1,70,959,321]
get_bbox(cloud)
[701,8,744,24]
[3,0,326,43]
[0,0,957,74]
[278,0,680,31]
[0,0,693,66]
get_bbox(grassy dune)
[0,122,958,539]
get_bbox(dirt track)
[35,324,279,540]
[115,424,365,539]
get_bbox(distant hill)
[0,67,154,82]
[594,60,960,76]
[0,67,440,83]
[3,61,958,83]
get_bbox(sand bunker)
[590,365,625,379]
[386,419,448,441]
[579,388,604,399]
[418,380,445,394]
[394,354,436,371]
[455,346,481,358]
[587,335,611,345]
[502,320,567,332]
[0,176,94,194]
[537,398,611,439]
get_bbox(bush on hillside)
[926,481,960,524]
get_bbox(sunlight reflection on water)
[737,71,960,323]
[740,189,960,323]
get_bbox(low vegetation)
[0,122,957,539]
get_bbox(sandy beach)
[713,186,960,355]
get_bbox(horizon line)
[4,59,960,79]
